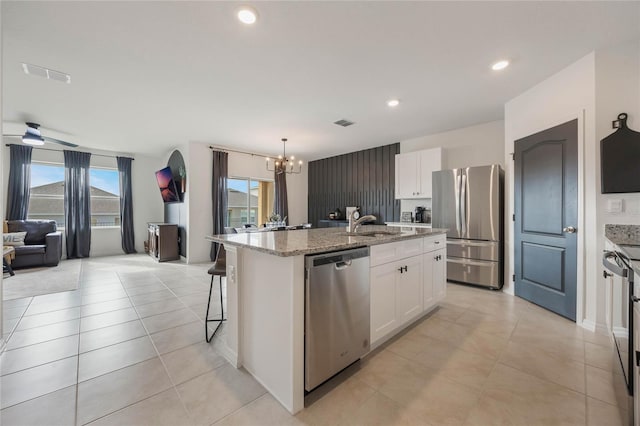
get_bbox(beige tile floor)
[0,254,625,425]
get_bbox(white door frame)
[507,109,586,328]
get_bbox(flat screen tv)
[155,166,180,203]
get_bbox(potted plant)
[267,212,281,227]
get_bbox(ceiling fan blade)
[43,136,79,148]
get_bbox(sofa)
[6,220,63,268]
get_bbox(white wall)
[504,40,640,331]
[594,40,640,328]
[504,52,598,328]
[595,40,640,226]
[399,120,505,214]
[1,144,164,257]
[1,7,4,350]
[130,153,165,253]
[183,141,309,264]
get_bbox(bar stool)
[206,244,227,342]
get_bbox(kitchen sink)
[341,231,396,237]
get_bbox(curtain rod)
[5,144,134,160]
[209,145,269,158]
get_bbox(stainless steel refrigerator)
[432,165,504,289]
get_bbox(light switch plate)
[607,199,623,214]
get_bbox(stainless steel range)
[603,247,637,425]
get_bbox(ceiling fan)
[3,122,78,148]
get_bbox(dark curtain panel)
[274,171,288,224]
[6,144,33,220]
[64,150,92,258]
[211,150,228,261]
[117,156,136,254]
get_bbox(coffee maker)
[414,206,431,224]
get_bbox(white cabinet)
[397,255,424,324]
[370,255,423,344]
[423,235,447,311]
[370,262,400,342]
[395,148,442,199]
[370,234,447,346]
[433,248,446,301]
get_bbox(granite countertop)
[206,225,448,257]
[385,222,432,228]
[604,224,640,272]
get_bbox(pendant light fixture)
[266,138,303,174]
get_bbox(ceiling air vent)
[22,63,71,84]
[334,119,355,127]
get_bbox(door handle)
[563,226,577,233]
[603,270,613,279]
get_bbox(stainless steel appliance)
[415,207,431,224]
[604,248,637,425]
[305,247,370,391]
[432,165,504,289]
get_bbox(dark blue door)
[514,119,578,321]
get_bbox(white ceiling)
[2,1,639,160]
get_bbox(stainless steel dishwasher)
[305,247,370,391]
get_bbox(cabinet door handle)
[434,241,440,244]
[603,270,613,279]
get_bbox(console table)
[147,223,179,262]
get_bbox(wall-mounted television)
[155,166,181,203]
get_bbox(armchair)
[6,220,63,268]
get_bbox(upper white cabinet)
[395,147,442,199]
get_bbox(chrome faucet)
[348,211,377,233]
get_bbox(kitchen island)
[207,225,447,414]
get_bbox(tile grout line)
[1,296,35,353]
[98,267,198,424]
[74,258,87,426]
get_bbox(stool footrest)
[205,273,226,343]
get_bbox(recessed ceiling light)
[491,60,510,71]
[237,6,258,24]
[387,99,400,107]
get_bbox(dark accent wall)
[308,143,400,227]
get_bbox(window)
[28,163,65,227]
[89,168,120,227]
[227,178,274,228]
[28,162,121,228]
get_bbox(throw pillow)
[3,232,27,247]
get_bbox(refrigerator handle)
[454,172,461,235]
[460,171,467,236]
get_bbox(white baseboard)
[580,319,608,335]
[219,341,240,369]
[580,319,596,332]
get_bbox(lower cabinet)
[370,235,447,346]
[424,247,446,307]
[370,255,423,344]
